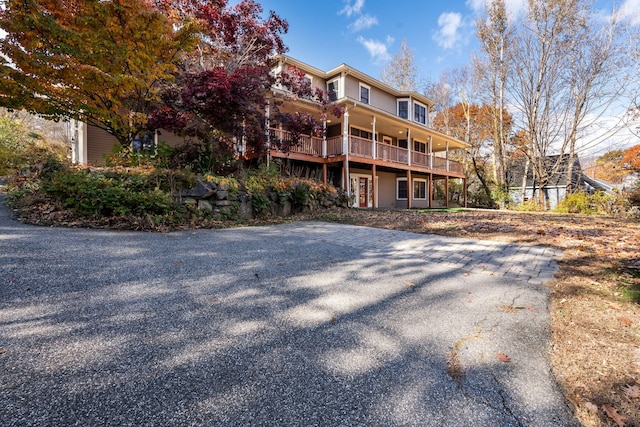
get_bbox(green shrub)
[555,190,630,217]
[42,167,175,217]
[555,191,596,214]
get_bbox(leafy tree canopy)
[0,0,199,146]
[621,144,640,173]
[0,0,290,153]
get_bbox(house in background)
[70,55,469,209]
[507,154,585,209]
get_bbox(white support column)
[429,136,433,169]
[407,128,411,166]
[343,111,351,196]
[372,116,377,160]
[322,117,327,157]
[265,100,271,166]
[446,141,450,172]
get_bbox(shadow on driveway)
[0,197,577,426]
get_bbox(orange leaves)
[497,352,512,363]
[618,316,633,327]
[620,144,640,173]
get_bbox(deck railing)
[268,128,463,174]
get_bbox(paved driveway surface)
[0,196,577,426]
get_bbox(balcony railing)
[268,128,464,175]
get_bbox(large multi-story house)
[264,55,469,209]
[69,55,469,209]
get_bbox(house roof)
[507,154,583,188]
[276,54,436,108]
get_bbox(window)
[396,178,408,200]
[132,131,156,153]
[351,127,373,140]
[302,75,313,99]
[398,99,409,119]
[413,179,427,200]
[413,140,427,153]
[414,102,426,124]
[359,83,370,104]
[327,79,339,101]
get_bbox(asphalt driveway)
[0,194,577,426]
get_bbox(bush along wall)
[180,175,349,220]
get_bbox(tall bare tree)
[507,0,622,208]
[380,39,418,92]
[475,0,514,201]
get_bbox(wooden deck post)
[445,176,450,208]
[372,165,377,208]
[463,177,467,207]
[323,163,327,186]
[429,173,433,209]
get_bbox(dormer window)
[398,99,409,119]
[359,83,370,104]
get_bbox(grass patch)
[415,208,471,213]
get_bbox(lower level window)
[396,178,408,200]
[413,179,427,200]
[132,131,156,153]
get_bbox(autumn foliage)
[0,0,199,146]
[621,144,640,173]
[0,0,290,157]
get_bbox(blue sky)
[258,0,640,84]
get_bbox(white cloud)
[348,14,378,32]
[466,0,527,20]
[617,0,640,26]
[357,35,393,64]
[433,12,463,49]
[339,0,365,17]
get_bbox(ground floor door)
[350,174,376,208]
[358,177,368,207]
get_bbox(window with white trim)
[414,101,426,124]
[413,140,427,153]
[397,99,409,119]
[396,178,408,200]
[413,178,427,200]
[351,127,373,140]
[327,78,339,101]
[359,83,370,104]
[302,75,313,99]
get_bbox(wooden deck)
[267,128,465,177]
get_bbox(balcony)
[269,129,464,175]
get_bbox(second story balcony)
[268,128,464,176]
